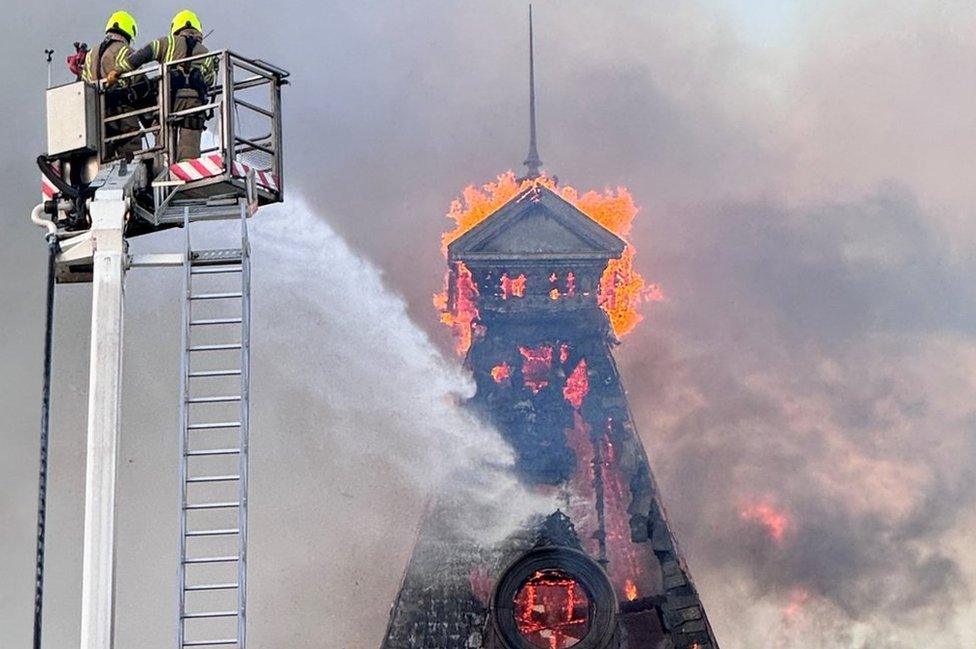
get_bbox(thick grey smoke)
[4,1,976,648]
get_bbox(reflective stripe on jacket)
[81,33,131,83]
[120,29,215,86]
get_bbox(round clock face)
[513,569,592,648]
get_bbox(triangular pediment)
[447,185,626,262]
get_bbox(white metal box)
[46,81,98,157]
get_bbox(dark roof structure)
[447,184,625,263]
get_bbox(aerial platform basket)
[40,49,289,234]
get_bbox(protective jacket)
[81,32,131,83]
[121,28,215,101]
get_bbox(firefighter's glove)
[105,69,121,88]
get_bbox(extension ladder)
[177,200,251,648]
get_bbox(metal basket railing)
[96,50,288,210]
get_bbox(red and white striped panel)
[230,160,279,194]
[41,161,62,201]
[169,154,279,193]
[169,154,226,183]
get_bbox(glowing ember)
[436,171,661,353]
[520,346,553,393]
[491,362,512,384]
[593,419,656,598]
[740,500,791,544]
[514,570,591,649]
[624,579,638,601]
[559,344,570,364]
[563,360,589,409]
[501,273,527,299]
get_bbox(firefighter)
[109,9,215,161]
[84,11,143,158]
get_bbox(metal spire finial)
[523,4,543,179]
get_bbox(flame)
[740,500,791,544]
[624,579,638,601]
[563,359,589,409]
[513,570,591,649]
[519,346,553,393]
[491,362,512,383]
[501,273,527,299]
[559,344,570,364]
[436,171,661,353]
[433,261,480,355]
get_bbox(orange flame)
[501,273,527,299]
[740,500,791,544]
[491,362,512,384]
[519,346,553,394]
[433,262,480,355]
[435,171,661,353]
[624,579,638,601]
[563,359,589,409]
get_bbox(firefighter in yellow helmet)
[85,11,143,158]
[111,10,215,161]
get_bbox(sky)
[2,1,976,648]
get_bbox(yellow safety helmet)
[171,9,202,35]
[105,10,138,41]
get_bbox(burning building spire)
[385,8,716,649]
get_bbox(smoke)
[3,2,976,648]
[626,187,976,646]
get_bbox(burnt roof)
[447,184,626,263]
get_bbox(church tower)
[382,8,717,649]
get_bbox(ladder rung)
[189,369,241,378]
[182,611,239,619]
[190,249,243,267]
[184,582,239,591]
[191,266,242,275]
[184,502,240,510]
[185,448,240,457]
[186,528,240,537]
[187,395,242,404]
[188,344,241,352]
[190,318,243,326]
[184,556,239,564]
[191,292,244,301]
[187,475,240,483]
[187,421,241,430]
[182,639,238,646]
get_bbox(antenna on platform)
[44,49,54,88]
[522,4,543,180]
